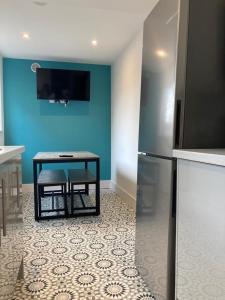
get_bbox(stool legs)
[38,185,42,218]
[51,191,55,210]
[71,183,74,213]
[37,184,68,219]
[85,183,89,196]
[63,184,68,217]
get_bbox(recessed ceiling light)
[155,49,168,58]
[92,40,98,47]
[33,1,47,6]
[22,32,30,40]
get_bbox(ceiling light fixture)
[155,49,168,58]
[33,1,47,6]
[22,32,30,40]
[92,40,98,47]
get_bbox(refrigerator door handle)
[172,167,177,218]
[138,152,148,156]
[2,178,6,237]
[175,99,182,148]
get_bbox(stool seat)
[38,170,67,186]
[68,169,96,184]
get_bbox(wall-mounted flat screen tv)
[36,68,90,101]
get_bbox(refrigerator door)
[138,0,179,157]
[181,0,225,149]
[135,154,175,300]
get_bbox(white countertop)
[173,149,225,167]
[0,146,25,164]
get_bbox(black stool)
[68,169,98,216]
[37,169,68,219]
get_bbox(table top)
[33,151,99,161]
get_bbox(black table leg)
[96,158,100,215]
[33,161,39,221]
[85,161,89,195]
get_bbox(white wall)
[0,54,4,145]
[111,30,143,203]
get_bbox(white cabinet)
[176,159,225,300]
[0,163,14,299]
[0,155,23,300]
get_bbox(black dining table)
[33,151,100,221]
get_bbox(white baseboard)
[23,180,112,193]
[112,181,136,210]
[22,184,34,193]
[100,180,112,189]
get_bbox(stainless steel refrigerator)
[135,0,225,299]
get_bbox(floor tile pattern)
[13,191,154,300]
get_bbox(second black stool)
[68,169,97,216]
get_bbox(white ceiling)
[0,0,158,64]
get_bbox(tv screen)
[36,68,90,101]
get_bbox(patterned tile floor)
[13,190,154,300]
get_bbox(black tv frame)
[36,68,91,103]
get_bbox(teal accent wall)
[3,58,111,183]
